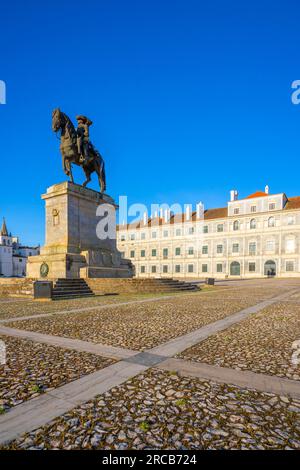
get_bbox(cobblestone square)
[0,279,300,450]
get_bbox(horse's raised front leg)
[64,157,74,183]
[82,168,91,187]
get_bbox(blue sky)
[1,0,300,245]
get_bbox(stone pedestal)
[27,182,133,279]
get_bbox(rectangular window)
[175,265,180,273]
[251,206,256,213]
[203,225,208,233]
[175,228,181,236]
[286,239,295,253]
[188,227,194,235]
[163,265,168,273]
[163,248,168,258]
[188,247,194,255]
[202,245,208,255]
[202,264,208,273]
[234,208,239,215]
[121,235,126,241]
[151,266,156,273]
[217,224,224,232]
[286,261,294,272]
[140,266,146,273]
[188,264,194,273]
[163,230,168,237]
[269,203,276,210]
[287,216,295,225]
[151,249,157,257]
[232,243,239,253]
[249,262,256,272]
[130,234,135,240]
[266,240,275,251]
[141,250,145,257]
[152,232,157,239]
[249,242,256,255]
[216,263,223,273]
[175,247,181,256]
[130,250,135,258]
[217,244,223,254]
[141,232,146,240]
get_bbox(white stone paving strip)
[0,286,299,446]
[0,326,137,360]
[0,294,179,324]
[0,361,148,446]
[158,358,300,400]
[0,287,232,324]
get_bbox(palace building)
[0,218,40,277]
[116,187,300,279]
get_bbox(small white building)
[0,218,40,277]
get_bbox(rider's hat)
[76,115,93,126]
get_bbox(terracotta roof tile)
[284,196,300,210]
[204,207,227,220]
[116,196,300,231]
[245,191,268,199]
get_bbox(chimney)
[154,210,158,218]
[196,202,204,219]
[143,211,148,225]
[164,209,169,223]
[230,190,238,202]
[159,208,163,219]
[185,205,192,221]
[265,185,269,194]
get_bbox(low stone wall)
[0,277,194,299]
[0,278,35,298]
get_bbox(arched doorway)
[230,261,241,276]
[264,260,276,276]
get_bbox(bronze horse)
[52,108,106,193]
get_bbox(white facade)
[0,218,40,277]
[117,189,300,279]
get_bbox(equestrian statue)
[52,108,106,193]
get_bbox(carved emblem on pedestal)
[40,262,49,278]
[52,208,60,226]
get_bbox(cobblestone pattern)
[6,296,260,351]
[178,302,300,380]
[0,293,176,320]
[0,335,114,413]
[3,369,300,450]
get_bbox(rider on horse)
[76,115,93,166]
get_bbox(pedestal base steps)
[85,278,200,295]
[52,277,199,299]
[52,279,95,300]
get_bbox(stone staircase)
[52,279,95,300]
[86,277,200,296]
[51,277,199,300]
[136,278,199,293]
